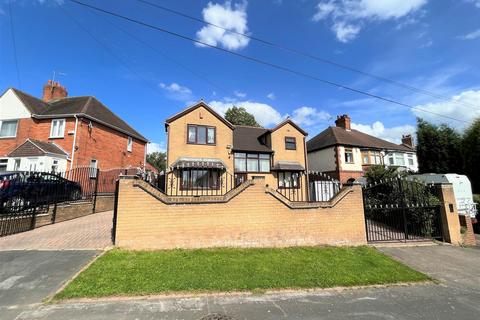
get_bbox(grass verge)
[55,246,428,299]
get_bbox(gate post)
[111,179,120,245]
[92,168,100,213]
[435,184,462,245]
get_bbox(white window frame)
[0,119,19,138]
[89,159,98,178]
[50,119,66,138]
[127,136,133,152]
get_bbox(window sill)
[49,136,65,139]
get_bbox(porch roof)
[271,161,305,171]
[170,157,227,170]
[7,139,68,158]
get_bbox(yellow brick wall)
[115,178,367,249]
[166,106,234,171]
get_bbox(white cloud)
[465,0,480,8]
[290,107,331,126]
[352,121,416,143]
[267,92,275,100]
[313,0,427,42]
[413,89,480,129]
[159,82,193,101]
[209,100,283,126]
[332,22,361,43]
[147,142,166,154]
[196,1,250,51]
[234,90,246,98]
[458,29,480,40]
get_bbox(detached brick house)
[307,115,417,183]
[164,101,309,198]
[0,80,148,172]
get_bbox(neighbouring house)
[164,101,309,198]
[0,80,148,173]
[307,114,417,183]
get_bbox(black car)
[0,172,82,214]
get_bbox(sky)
[1,0,479,153]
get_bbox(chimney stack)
[42,80,68,102]
[335,114,351,130]
[402,134,414,148]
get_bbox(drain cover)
[199,313,237,320]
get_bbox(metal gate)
[362,177,444,242]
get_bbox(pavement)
[0,211,113,250]
[0,244,477,320]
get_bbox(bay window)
[0,120,18,138]
[278,171,300,189]
[181,169,220,190]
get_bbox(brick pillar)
[458,215,476,246]
[435,184,462,245]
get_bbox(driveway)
[0,211,113,250]
[8,244,480,320]
[0,250,99,320]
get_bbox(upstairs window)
[187,125,215,145]
[285,137,297,150]
[127,136,133,152]
[395,153,405,166]
[0,120,18,138]
[50,119,65,138]
[344,148,354,163]
[372,151,382,165]
[361,151,369,164]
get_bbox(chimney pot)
[335,114,351,130]
[42,79,68,102]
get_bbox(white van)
[411,173,478,218]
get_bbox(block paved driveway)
[0,211,113,250]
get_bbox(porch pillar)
[435,184,462,245]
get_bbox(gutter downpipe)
[69,115,79,171]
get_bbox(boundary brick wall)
[115,178,367,250]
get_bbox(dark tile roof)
[8,139,68,157]
[233,126,272,153]
[307,126,414,152]
[272,161,305,171]
[9,88,147,142]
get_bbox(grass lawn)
[55,246,428,299]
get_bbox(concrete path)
[0,250,99,320]
[0,211,113,250]
[8,244,480,320]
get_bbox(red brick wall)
[1,116,146,170]
[72,119,145,169]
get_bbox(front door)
[234,173,247,186]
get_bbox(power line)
[135,0,480,111]
[8,0,21,88]
[58,4,164,98]
[67,0,468,124]
[99,14,232,97]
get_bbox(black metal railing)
[0,167,136,237]
[362,177,443,242]
[160,169,238,197]
[276,171,342,203]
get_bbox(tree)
[146,151,166,173]
[463,118,480,193]
[416,118,463,174]
[225,106,261,127]
[364,165,402,184]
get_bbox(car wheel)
[70,189,82,201]
[5,196,26,212]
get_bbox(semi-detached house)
[307,114,418,184]
[0,80,148,173]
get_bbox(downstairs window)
[181,169,220,190]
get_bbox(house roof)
[165,101,235,130]
[7,139,68,158]
[307,126,414,153]
[233,126,272,153]
[270,118,308,136]
[9,88,148,142]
